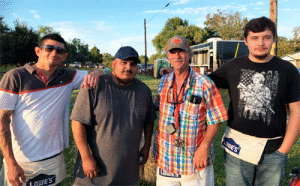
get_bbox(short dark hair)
[244,16,276,39]
[39,34,67,51]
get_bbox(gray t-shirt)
[70,74,157,186]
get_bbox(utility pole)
[144,19,148,69]
[270,0,278,56]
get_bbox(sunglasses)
[40,45,66,55]
[166,86,187,104]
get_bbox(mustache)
[256,47,267,50]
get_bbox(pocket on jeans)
[275,150,288,157]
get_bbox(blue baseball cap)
[114,46,140,63]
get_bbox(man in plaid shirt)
[153,35,228,186]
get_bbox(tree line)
[1,10,299,67]
[152,10,300,58]
[0,17,103,67]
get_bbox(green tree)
[67,38,89,63]
[90,46,103,64]
[139,55,149,64]
[0,16,11,66]
[102,53,114,69]
[0,16,10,34]
[1,19,39,66]
[204,10,248,40]
[12,20,39,65]
[149,53,166,64]
[292,26,300,51]
[66,41,78,63]
[277,36,296,57]
[185,25,211,44]
[275,26,300,57]
[36,26,60,39]
[152,17,211,53]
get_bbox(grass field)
[0,67,299,185]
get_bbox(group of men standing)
[0,16,299,186]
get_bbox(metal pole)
[144,19,148,69]
[270,0,278,56]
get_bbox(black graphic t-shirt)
[209,56,300,153]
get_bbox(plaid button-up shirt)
[154,68,228,175]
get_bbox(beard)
[112,71,134,86]
[253,53,269,60]
[49,63,59,68]
[115,76,134,85]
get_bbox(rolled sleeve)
[70,87,93,125]
[203,78,228,125]
[72,70,88,90]
[0,70,20,110]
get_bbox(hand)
[160,67,172,76]
[154,94,160,102]
[6,163,26,186]
[139,146,150,165]
[81,70,104,89]
[82,156,99,178]
[193,145,209,169]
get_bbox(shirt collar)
[24,62,36,74]
[166,67,194,90]
[24,62,61,75]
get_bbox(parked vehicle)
[138,64,146,68]
[97,64,105,69]
[69,62,81,67]
[137,64,153,74]
[190,38,249,73]
[137,64,145,73]
[86,64,97,68]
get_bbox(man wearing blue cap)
[70,46,157,185]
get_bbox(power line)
[146,0,172,24]
[127,0,172,52]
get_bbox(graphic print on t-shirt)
[237,69,278,125]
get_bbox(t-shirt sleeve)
[72,70,88,90]
[70,87,94,125]
[0,70,19,110]
[208,62,230,89]
[145,89,157,123]
[203,77,228,125]
[287,66,300,103]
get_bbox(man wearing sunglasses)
[0,34,103,186]
[153,35,228,186]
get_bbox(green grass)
[0,65,18,72]
[61,90,80,185]
[0,67,299,186]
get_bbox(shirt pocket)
[181,99,200,120]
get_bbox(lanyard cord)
[172,71,190,130]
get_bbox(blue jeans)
[224,150,287,186]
